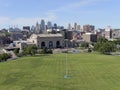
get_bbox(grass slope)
[0,53,120,90]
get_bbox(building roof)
[84,33,96,35]
[13,40,33,45]
[38,34,63,37]
[30,34,63,39]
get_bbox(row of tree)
[80,37,120,54]
[14,45,53,57]
[94,38,119,54]
[0,53,11,62]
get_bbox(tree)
[88,48,92,53]
[97,37,108,43]
[94,37,117,54]
[114,38,120,44]
[0,53,11,61]
[81,42,89,48]
[0,55,2,62]
[14,48,19,55]
[39,48,53,54]
[99,42,116,54]
[113,39,120,51]
[40,48,48,54]
[23,45,37,56]
[94,37,108,51]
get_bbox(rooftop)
[38,34,63,37]
[30,34,63,39]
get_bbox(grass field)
[0,53,120,90]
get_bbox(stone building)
[27,34,64,48]
[112,29,120,39]
[82,33,97,42]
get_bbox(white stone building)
[27,34,64,48]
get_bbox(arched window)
[56,41,60,48]
[41,42,46,48]
[49,41,53,48]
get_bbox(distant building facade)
[0,36,12,46]
[40,19,46,31]
[67,23,72,30]
[8,27,21,33]
[23,26,30,31]
[35,22,41,34]
[105,26,112,39]
[77,25,81,30]
[74,22,77,30]
[112,29,120,39]
[82,33,97,42]
[83,25,95,33]
[28,34,64,48]
[47,21,52,29]
[10,32,23,41]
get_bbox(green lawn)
[0,53,120,90]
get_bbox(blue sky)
[0,0,120,29]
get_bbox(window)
[56,41,60,48]
[33,40,34,43]
[41,42,46,48]
[49,41,53,48]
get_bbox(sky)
[0,0,120,29]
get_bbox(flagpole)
[64,39,70,79]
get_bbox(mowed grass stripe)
[0,53,120,90]
[67,53,120,90]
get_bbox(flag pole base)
[64,75,71,79]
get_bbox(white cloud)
[45,12,57,21]
[49,0,111,12]
[0,16,10,24]
[0,13,57,27]
[11,13,57,25]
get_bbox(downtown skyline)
[0,0,120,29]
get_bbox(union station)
[27,34,64,48]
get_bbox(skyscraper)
[67,23,72,30]
[53,23,57,29]
[77,25,81,30]
[74,22,77,30]
[31,25,36,32]
[35,22,41,34]
[47,21,52,29]
[40,19,46,31]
